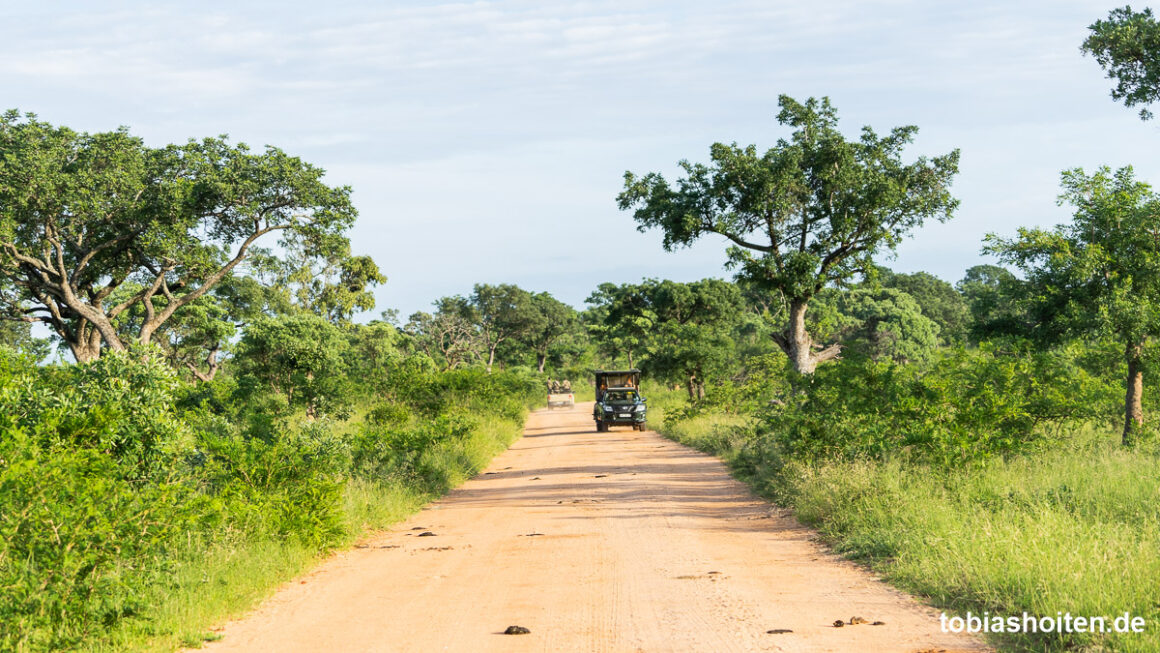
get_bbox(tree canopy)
[835,287,941,364]
[1083,6,1160,120]
[470,284,539,373]
[878,269,969,344]
[985,166,1160,443]
[586,278,743,397]
[618,95,959,373]
[0,111,360,362]
[956,264,1019,342]
[519,292,580,373]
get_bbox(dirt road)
[199,404,986,652]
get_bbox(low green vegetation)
[6,12,1160,650]
[0,343,539,652]
[653,351,1159,652]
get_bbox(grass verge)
[656,413,1160,653]
[85,413,526,653]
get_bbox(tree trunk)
[685,372,705,400]
[774,300,842,374]
[1124,341,1145,445]
[486,346,496,374]
[186,345,222,382]
[627,349,634,369]
[63,298,126,355]
[537,353,546,373]
[68,328,103,363]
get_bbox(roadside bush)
[0,348,192,478]
[0,339,538,650]
[756,346,1117,467]
[198,430,346,548]
[350,412,475,481]
[0,442,209,651]
[367,401,411,427]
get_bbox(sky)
[3,0,1159,318]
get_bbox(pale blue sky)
[2,1,1157,317]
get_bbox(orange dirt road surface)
[196,403,988,653]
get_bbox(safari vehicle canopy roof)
[594,370,640,401]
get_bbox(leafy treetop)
[618,95,959,373]
[1083,6,1160,120]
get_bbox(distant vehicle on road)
[547,378,574,409]
[593,369,647,432]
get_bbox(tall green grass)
[657,414,1160,652]
[87,413,526,653]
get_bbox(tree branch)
[704,222,774,252]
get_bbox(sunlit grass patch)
[657,413,1160,652]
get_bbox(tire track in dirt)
[195,403,987,652]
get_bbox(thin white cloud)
[1,0,1156,314]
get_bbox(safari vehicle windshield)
[605,390,639,403]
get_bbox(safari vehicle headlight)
[603,404,614,412]
[634,404,646,412]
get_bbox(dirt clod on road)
[196,403,987,652]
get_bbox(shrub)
[0,347,192,478]
[197,430,346,548]
[0,442,209,649]
[757,346,1116,467]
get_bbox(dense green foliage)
[986,166,1160,442]
[879,269,970,344]
[0,112,373,365]
[1083,5,1160,120]
[618,95,960,373]
[0,339,540,651]
[585,278,745,398]
[753,347,1115,467]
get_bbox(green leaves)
[986,166,1160,348]
[0,112,363,361]
[835,287,941,364]
[985,166,1160,442]
[0,347,192,477]
[618,95,959,373]
[1083,6,1160,120]
[760,347,1116,467]
[232,314,354,419]
[586,278,744,396]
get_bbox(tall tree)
[878,269,969,344]
[0,112,357,362]
[405,296,481,371]
[585,282,655,369]
[470,283,537,373]
[520,292,579,373]
[645,279,744,399]
[588,278,742,397]
[956,264,1018,342]
[1083,6,1160,120]
[985,166,1160,444]
[233,313,351,419]
[618,95,959,373]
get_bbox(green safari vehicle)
[593,369,647,432]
